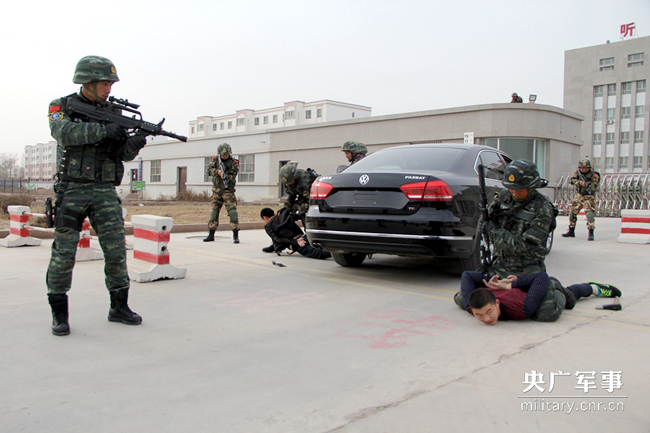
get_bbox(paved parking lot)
[1,216,648,432]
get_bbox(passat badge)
[359,174,370,185]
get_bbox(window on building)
[621,107,631,119]
[191,126,195,134]
[198,124,204,132]
[637,80,646,93]
[305,110,311,119]
[228,121,232,129]
[628,52,644,67]
[635,131,644,143]
[620,132,630,143]
[317,108,322,118]
[605,157,614,170]
[151,160,161,182]
[634,156,643,169]
[606,133,615,144]
[285,110,295,120]
[637,106,645,118]
[593,133,602,145]
[607,108,616,121]
[237,118,245,126]
[212,124,217,131]
[607,84,616,95]
[238,154,255,182]
[619,156,629,171]
[600,57,614,66]
[594,85,604,97]
[204,157,212,182]
[593,109,602,120]
[622,82,632,94]
[352,112,355,118]
[264,116,268,125]
[273,114,278,123]
[254,117,259,126]
[220,122,224,130]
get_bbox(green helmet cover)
[73,56,119,84]
[502,159,541,190]
[578,158,592,169]
[279,163,297,184]
[218,143,232,156]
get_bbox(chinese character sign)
[621,23,636,38]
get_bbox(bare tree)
[0,153,19,178]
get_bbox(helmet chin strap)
[82,83,106,103]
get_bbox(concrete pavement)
[0,216,648,432]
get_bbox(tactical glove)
[105,123,127,141]
[479,219,496,235]
[127,131,148,150]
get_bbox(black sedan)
[305,143,512,271]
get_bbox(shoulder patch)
[49,105,61,113]
[48,111,63,122]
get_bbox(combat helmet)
[279,163,298,184]
[502,159,541,190]
[341,141,365,154]
[578,158,592,169]
[218,143,232,156]
[73,56,119,84]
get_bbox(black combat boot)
[233,230,240,244]
[48,293,70,336]
[108,289,142,325]
[588,229,594,241]
[203,229,215,242]
[561,227,575,238]
[262,244,275,253]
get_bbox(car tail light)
[400,179,453,201]
[310,180,334,199]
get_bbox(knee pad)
[209,209,218,221]
[228,209,239,223]
[586,211,595,223]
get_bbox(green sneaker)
[588,282,622,298]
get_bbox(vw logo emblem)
[359,174,370,185]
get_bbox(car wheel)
[459,234,492,272]
[332,252,367,267]
[544,230,554,255]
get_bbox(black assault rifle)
[216,156,231,190]
[477,164,492,271]
[65,96,188,142]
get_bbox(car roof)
[380,143,493,151]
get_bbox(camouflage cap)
[578,158,592,169]
[218,143,232,156]
[73,56,119,84]
[502,159,541,190]
[279,163,297,184]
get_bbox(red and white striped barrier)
[76,219,104,261]
[0,206,42,247]
[618,210,650,244]
[128,214,186,283]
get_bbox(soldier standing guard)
[46,55,147,336]
[341,140,367,165]
[562,158,600,241]
[204,143,240,243]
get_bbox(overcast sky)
[0,0,648,156]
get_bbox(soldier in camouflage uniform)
[562,158,600,241]
[280,163,318,227]
[481,159,556,278]
[204,143,240,243]
[46,55,146,336]
[341,141,367,165]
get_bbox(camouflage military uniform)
[350,153,365,164]
[486,189,555,278]
[47,91,144,295]
[284,169,314,218]
[568,169,600,230]
[207,155,239,231]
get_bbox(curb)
[0,221,267,240]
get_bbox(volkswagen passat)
[305,143,512,271]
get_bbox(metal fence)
[554,174,650,217]
[0,178,30,194]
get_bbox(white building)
[22,141,56,182]
[188,100,371,139]
[564,34,649,173]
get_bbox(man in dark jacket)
[260,207,330,259]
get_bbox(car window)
[478,151,506,179]
[345,147,465,173]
